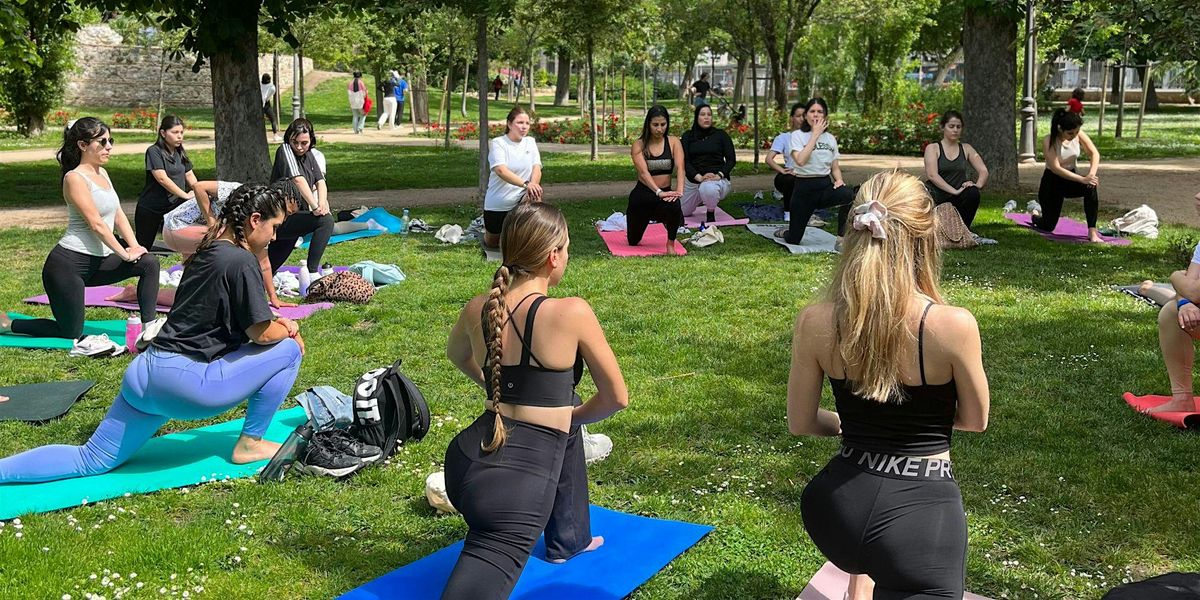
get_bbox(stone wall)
[64,25,312,109]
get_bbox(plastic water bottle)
[258,423,314,483]
[125,316,142,355]
[298,260,311,297]
[400,208,411,235]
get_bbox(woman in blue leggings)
[0,183,306,483]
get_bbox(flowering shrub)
[47,110,73,127]
[832,103,941,155]
[109,109,158,129]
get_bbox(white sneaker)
[70,334,124,358]
[1002,200,1017,212]
[1026,200,1043,217]
[581,426,613,464]
[136,317,167,352]
[425,471,457,514]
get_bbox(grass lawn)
[0,130,160,153]
[1038,104,1200,160]
[0,194,1198,598]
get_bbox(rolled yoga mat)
[598,224,688,257]
[1004,213,1131,246]
[683,206,750,228]
[0,313,126,351]
[338,505,713,600]
[0,405,307,519]
[23,285,334,321]
[0,380,95,422]
[1123,393,1200,429]
[798,562,994,600]
[746,224,839,254]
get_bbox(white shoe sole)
[295,461,363,478]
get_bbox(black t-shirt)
[380,79,396,95]
[153,241,275,362]
[692,80,711,98]
[271,144,324,194]
[138,144,193,211]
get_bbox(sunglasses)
[92,137,115,147]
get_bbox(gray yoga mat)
[1113,282,1175,307]
[0,380,96,422]
[746,224,839,254]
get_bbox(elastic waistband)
[836,446,955,481]
[795,174,832,179]
[477,410,568,439]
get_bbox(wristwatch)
[522,179,530,189]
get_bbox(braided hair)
[185,184,287,266]
[57,117,109,179]
[480,202,570,452]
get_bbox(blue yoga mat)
[338,505,713,599]
[0,406,307,519]
[300,208,403,249]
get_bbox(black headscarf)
[690,104,717,139]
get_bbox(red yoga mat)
[1123,393,1200,429]
[598,224,687,257]
[799,562,994,600]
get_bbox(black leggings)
[442,412,592,600]
[927,183,981,229]
[627,182,683,245]
[263,101,278,134]
[134,201,178,249]
[774,172,796,211]
[11,245,160,339]
[786,177,854,245]
[266,210,335,274]
[1034,169,1099,230]
[802,447,966,599]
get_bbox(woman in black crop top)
[785,171,989,600]
[627,105,686,251]
[441,202,629,599]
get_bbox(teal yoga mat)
[1,313,125,350]
[0,406,307,519]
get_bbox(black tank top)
[829,303,957,455]
[482,293,584,408]
[930,141,968,200]
[644,138,674,176]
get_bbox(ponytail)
[1049,108,1082,146]
[185,183,287,266]
[57,117,109,179]
[482,265,512,452]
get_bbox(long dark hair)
[155,115,188,162]
[799,97,829,133]
[1049,108,1083,145]
[186,184,288,266]
[690,104,715,137]
[57,117,110,179]
[638,105,671,157]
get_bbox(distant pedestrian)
[261,74,279,141]
[393,71,409,125]
[378,73,398,129]
[1067,87,1085,115]
[492,75,504,101]
[348,71,367,134]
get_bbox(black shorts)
[483,210,508,235]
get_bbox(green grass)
[0,130,160,152]
[1039,104,1200,160]
[0,194,1198,598]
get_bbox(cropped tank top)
[829,303,957,456]
[644,138,674,177]
[1054,137,1080,171]
[482,294,584,408]
[58,169,120,257]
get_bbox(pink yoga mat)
[598,224,687,257]
[1004,213,1131,246]
[684,206,750,228]
[24,285,333,321]
[1123,393,1200,429]
[799,562,993,600]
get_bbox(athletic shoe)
[1026,200,1043,218]
[1002,200,1017,212]
[316,429,383,463]
[807,216,828,227]
[136,317,167,352]
[582,426,613,464]
[296,437,366,477]
[70,334,124,358]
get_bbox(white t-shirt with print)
[787,131,840,177]
[485,135,542,212]
[769,130,796,171]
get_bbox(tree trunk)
[413,70,430,124]
[1136,65,1159,111]
[587,39,597,160]
[764,44,787,109]
[444,60,454,149]
[963,6,1018,191]
[554,49,571,106]
[862,34,880,113]
[209,29,270,182]
[461,59,469,117]
[933,47,962,86]
[733,54,748,104]
[578,65,586,117]
[476,15,490,200]
[298,47,306,117]
[641,61,648,112]
[680,60,695,100]
[528,52,536,114]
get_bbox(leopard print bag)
[305,271,376,304]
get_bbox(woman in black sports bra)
[627,105,686,252]
[442,201,629,599]
[786,171,989,600]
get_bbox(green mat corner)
[1,312,126,350]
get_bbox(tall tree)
[914,0,966,86]
[0,0,80,136]
[739,0,821,109]
[962,0,1020,190]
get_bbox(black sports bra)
[645,139,674,176]
[482,293,584,408]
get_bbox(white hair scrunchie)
[851,200,889,239]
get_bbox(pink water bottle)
[125,316,142,355]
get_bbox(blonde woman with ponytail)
[786,171,989,600]
[442,202,628,599]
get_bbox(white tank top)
[1055,137,1080,171]
[58,169,120,257]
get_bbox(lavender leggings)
[0,339,302,484]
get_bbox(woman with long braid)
[0,184,305,483]
[442,202,629,599]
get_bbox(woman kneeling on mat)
[627,105,685,252]
[1030,109,1103,242]
[0,118,160,340]
[779,97,854,245]
[484,106,544,249]
[924,110,988,230]
[0,184,305,483]
[787,171,989,599]
[680,104,735,225]
[442,202,628,599]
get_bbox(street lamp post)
[291,53,301,121]
[1018,0,1038,163]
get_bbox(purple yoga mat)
[165,264,350,275]
[1004,213,1131,246]
[24,285,333,320]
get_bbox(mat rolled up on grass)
[798,562,994,600]
[683,206,750,228]
[0,380,95,422]
[746,224,838,255]
[0,406,307,519]
[0,313,126,351]
[1112,282,1175,307]
[1004,213,1131,246]
[1123,393,1200,429]
[338,505,713,600]
[598,224,687,257]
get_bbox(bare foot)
[0,396,8,403]
[1088,228,1104,243]
[1146,397,1199,414]
[1138,279,1156,295]
[667,241,678,255]
[105,285,138,303]
[549,536,605,564]
[846,573,875,600]
[231,435,283,464]
[0,312,11,334]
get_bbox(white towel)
[596,212,628,232]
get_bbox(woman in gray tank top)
[923,110,989,229]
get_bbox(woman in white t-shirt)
[777,97,855,245]
[767,102,807,209]
[483,106,544,248]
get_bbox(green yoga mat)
[0,405,307,519]
[1,313,126,350]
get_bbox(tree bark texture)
[587,39,598,160]
[963,7,1018,190]
[555,50,571,106]
[209,28,270,183]
[733,54,748,103]
[476,15,490,200]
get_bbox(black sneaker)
[297,437,365,478]
[317,430,384,463]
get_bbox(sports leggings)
[774,172,796,210]
[801,447,967,599]
[786,177,854,245]
[11,244,159,339]
[927,183,981,229]
[1034,169,1099,230]
[266,210,335,274]
[441,411,592,600]
[0,339,303,484]
[627,182,683,245]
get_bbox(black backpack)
[350,359,430,458]
[1103,573,1200,599]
